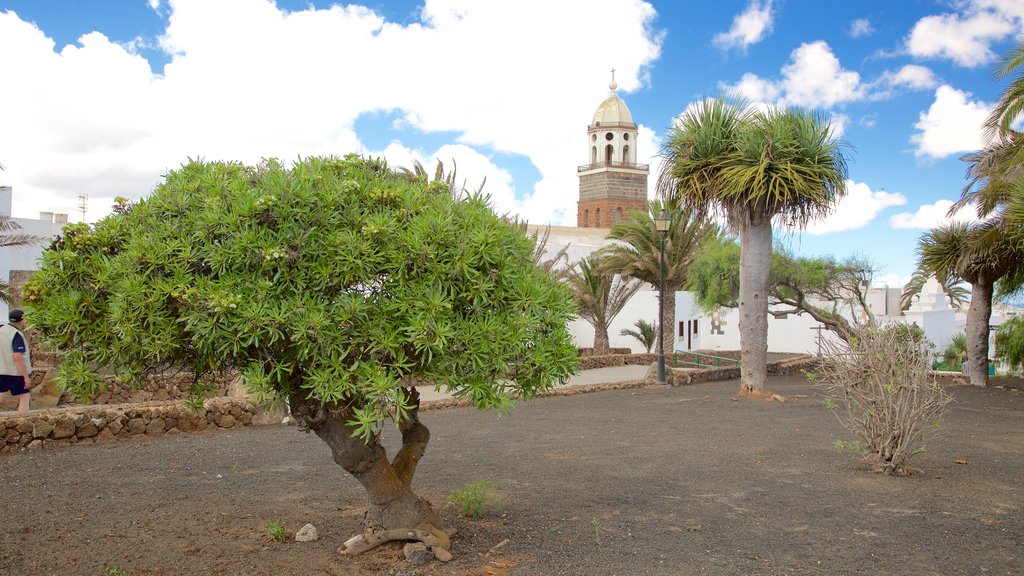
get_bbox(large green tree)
[567,254,641,353]
[660,97,849,396]
[23,156,579,559]
[915,222,1017,387]
[688,237,876,344]
[597,199,717,365]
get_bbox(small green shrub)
[266,521,286,542]
[446,482,498,518]
[833,439,864,453]
[105,567,129,576]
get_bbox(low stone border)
[578,353,656,370]
[0,398,264,453]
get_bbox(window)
[605,132,614,141]
[622,145,630,163]
[605,144,613,164]
[582,210,589,227]
[595,208,601,227]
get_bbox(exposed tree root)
[338,525,456,561]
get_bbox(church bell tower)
[577,80,649,228]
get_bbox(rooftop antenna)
[78,192,88,222]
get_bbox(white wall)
[1,187,67,319]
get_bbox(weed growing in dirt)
[105,567,129,576]
[833,439,864,453]
[446,482,498,518]
[592,517,603,544]
[266,521,286,542]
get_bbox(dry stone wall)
[0,399,262,453]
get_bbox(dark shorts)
[0,374,28,396]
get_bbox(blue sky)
[0,0,1021,287]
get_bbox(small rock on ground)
[295,523,318,542]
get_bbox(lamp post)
[654,210,671,386]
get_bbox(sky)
[0,0,1022,287]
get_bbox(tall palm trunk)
[593,321,611,354]
[657,289,676,368]
[966,276,994,387]
[739,218,771,396]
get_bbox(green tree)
[995,315,1024,371]
[688,237,875,343]
[23,156,579,559]
[597,199,717,364]
[986,43,1024,140]
[915,222,1017,387]
[567,255,641,354]
[620,319,657,353]
[661,98,850,395]
[900,268,968,311]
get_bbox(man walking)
[0,309,32,413]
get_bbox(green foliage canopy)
[688,237,875,342]
[25,156,579,436]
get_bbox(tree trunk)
[289,389,451,559]
[966,276,993,388]
[661,289,676,368]
[592,322,610,354]
[738,218,771,396]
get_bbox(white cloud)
[872,272,911,289]
[713,0,774,52]
[906,0,1023,67]
[890,199,979,229]
[911,85,991,159]
[800,180,907,235]
[722,41,864,109]
[0,1,663,226]
[890,64,939,90]
[849,18,874,38]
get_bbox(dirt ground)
[1,374,1022,576]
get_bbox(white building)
[0,186,68,320]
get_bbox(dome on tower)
[591,81,634,125]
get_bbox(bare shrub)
[817,325,953,476]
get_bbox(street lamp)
[654,210,671,386]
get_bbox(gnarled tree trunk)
[966,275,993,388]
[739,217,771,396]
[289,388,452,560]
[592,322,610,354]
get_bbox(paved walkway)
[415,364,650,402]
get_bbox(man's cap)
[8,309,24,322]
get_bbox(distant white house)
[0,186,68,320]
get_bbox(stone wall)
[0,398,264,453]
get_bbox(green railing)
[674,352,740,368]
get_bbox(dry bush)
[817,325,953,476]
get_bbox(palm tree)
[620,319,657,353]
[901,268,969,311]
[598,198,718,364]
[916,222,1016,387]
[986,44,1024,141]
[567,255,641,354]
[660,97,849,396]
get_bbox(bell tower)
[577,79,649,228]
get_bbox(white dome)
[591,82,634,125]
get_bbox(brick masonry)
[578,170,648,227]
